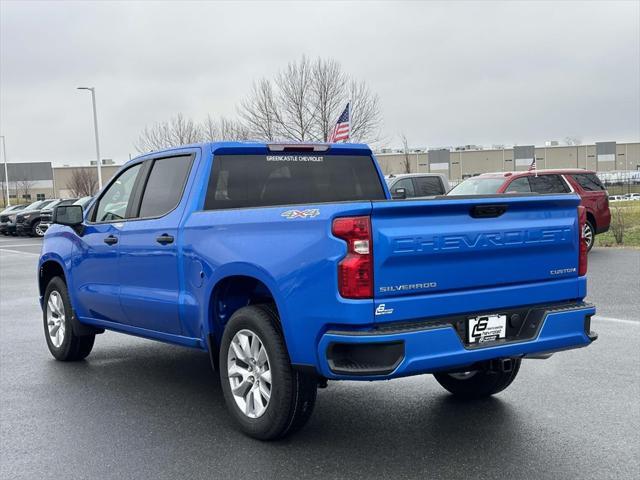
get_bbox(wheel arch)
[205,272,286,371]
[39,258,102,336]
[39,259,66,300]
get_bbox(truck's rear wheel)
[43,276,95,361]
[433,359,521,399]
[219,305,317,440]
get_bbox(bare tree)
[400,134,412,173]
[135,113,204,153]
[0,180,7,207]
[202,115,251,142]
[564,136,583,146]
[15,178,35,201]
[238,80,279,141]
[67,168,98,197]
[239,56,381,143]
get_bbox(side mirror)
[392,187,407,200]
[53,205,84,227]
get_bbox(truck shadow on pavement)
[41,339,571,479]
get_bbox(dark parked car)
[15,199,61,237]
[2,200,55,236]
[40,197,89,234]
[448,169,610,251]
[0,204,29,235]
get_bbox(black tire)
[43,276,95,361]
[433,359,521,399]
[219,305,317,440]
[584,220,595,252]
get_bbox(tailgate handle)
[470,205,507,218]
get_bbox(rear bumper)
[317,302,596,380]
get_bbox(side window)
[572,173,605,191]
[392,178,415,197]
[529,175,569,194]
[413,176,445,196]
[94,163,142,222]
[505,177,531,193]
[138,156,193,218]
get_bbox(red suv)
[449,169,610,251]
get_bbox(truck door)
[73,162,143,324]
[117,153,195,335]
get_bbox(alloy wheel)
[227,329,272,418]
[583,222,594,250]
[46,291,66,348]
[34,222,45,237]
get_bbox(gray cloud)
[1,0,638,165]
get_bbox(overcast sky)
[1,0,639,166]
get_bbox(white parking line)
[0,243,42,248]
[593,315,639,325]
[0,248,40,256]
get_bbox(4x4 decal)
[281,209,320,219]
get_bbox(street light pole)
[1,135,10,207]
[77,87,103,189]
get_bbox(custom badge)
[281,209,321,219]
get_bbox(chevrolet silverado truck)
[39,142,596,440]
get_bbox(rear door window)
[138,155,194,218]
[391,178,415,197]
[528,175,570,194]
[205,154,385,210]
[413,176,445,196]
[571,173,605,191]
[504,177,531,193]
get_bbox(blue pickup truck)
[39,142,596,439]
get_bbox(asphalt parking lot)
[1,236,639,480]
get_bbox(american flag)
[528,158,536,171]
[328,103,350,143]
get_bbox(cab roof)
[128,141,373,165]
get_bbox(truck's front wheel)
[219,305,317,440]
[43,277,95,361]
[433,359,521,399]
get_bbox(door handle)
[156,234,174,245]
[103,235,118,245]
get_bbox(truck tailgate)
[371,194,583,321]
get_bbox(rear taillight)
[332,216,373,299]
[578,206,588,276]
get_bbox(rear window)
[414,176,445,196]
[204,154,385,210]
[572,173,605,191]
[529,175,570,194]
[448,177,505,196]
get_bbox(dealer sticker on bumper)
[467,314,507,344]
